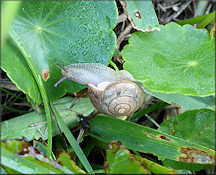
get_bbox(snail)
[54,62,144,117]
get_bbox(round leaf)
[2,1,118,102]
[122,22,215,97]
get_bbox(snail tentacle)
[54,76,69,87]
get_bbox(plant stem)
[8,28,52,158]
[1,88,26,101]
[110,60,120,77]
[1,104,29,114]
[50,102,93,173]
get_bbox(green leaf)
[2,139,26,153]
[145,88,215,110]
[1,96,94,173]
[104,142,178,174]
[1,39,42,102]
[1,166,20,174]
[57,150,86,174]
[122,22,215,97]
[158,109,215,150]
[2,139,78,174]
[176,11,215,26]
[1,96,95,141]
[104,142,150,174]
[89,115,215,165]
[120,0,159,31]
[1,1,118,102]
[158,109,215,172]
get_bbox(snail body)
[54,62,144,117]
[54,62,134,86]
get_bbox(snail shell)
[54,62,144,117]
[88,80,144,116]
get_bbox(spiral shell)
[88,80,144,116]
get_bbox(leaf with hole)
[158,109,215,171]
[1,138,85,174]
[120,0,159,31]
[158,109,215,150]
[89,115,215,165]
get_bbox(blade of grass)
[176,11,215,26]
[1,104,29,114]
[50,102,93,173]
[77,139,95,169]
[197,11,215,29]
[1,87,26,101]
[8,28,52,158]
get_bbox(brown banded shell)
[88,80,144,116]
